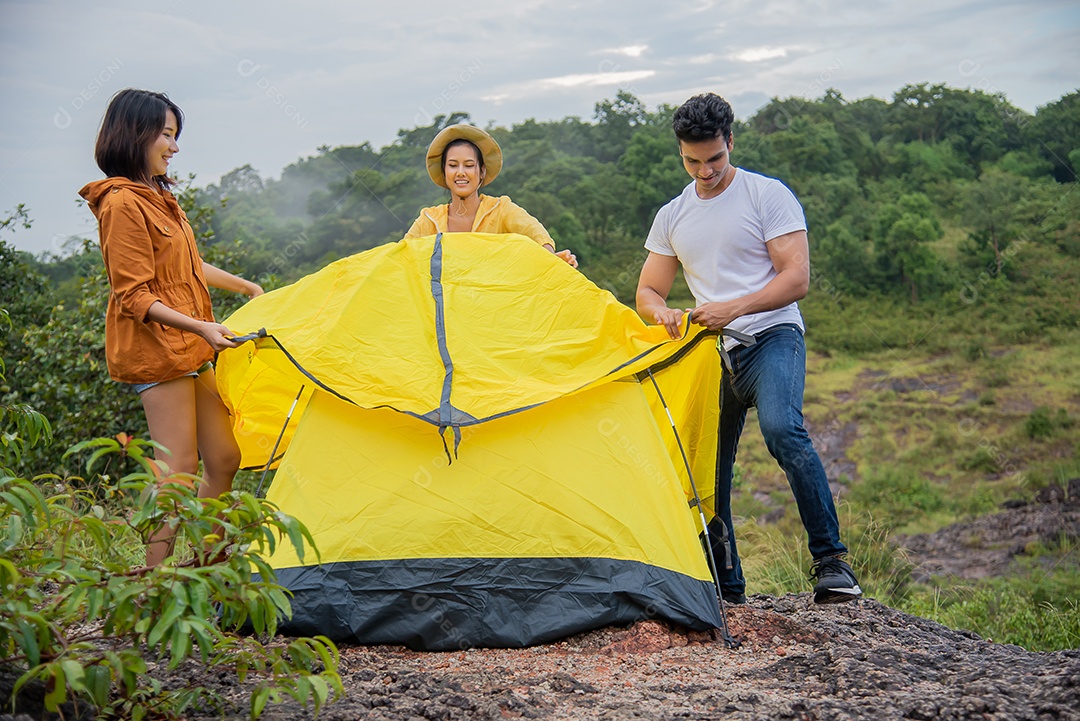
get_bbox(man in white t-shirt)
[636,92,862,605]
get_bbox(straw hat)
[425,124,503,188]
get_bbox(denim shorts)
[130,361,213,394]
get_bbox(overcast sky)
[1,0,1077,256]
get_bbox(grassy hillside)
[726,329,1080,649]
[735,336,1078,527]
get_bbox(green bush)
[1024,406,1074,439]
[0,435,342,720]
[963,340,987,361]
[0,318,52,475]
[739,504,1080,652]
[6,271,147,478]
[953,485,999,516]
[849,466,945,526]
[958,446,1002,473]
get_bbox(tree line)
[2,83,1078,472]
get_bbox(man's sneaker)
[810,556,862,604]
[720,591,746,606]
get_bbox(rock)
[758,507,786,525]
[888,377,924,393]
[1036,483,1067,504]
[897,497,1080,580]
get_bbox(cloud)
[542,70,657,88]
[596,45,650,58]
[1,0,1077,255]
[479,70,657,104]
[731,47,789,63]
[684,53,720,65]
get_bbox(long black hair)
[94,88,184,190]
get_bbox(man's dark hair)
[94,88,184,190]
[672,93,734,144]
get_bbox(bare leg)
[140,377,199,567]
[193,368,240,499]
[193,368,241,562]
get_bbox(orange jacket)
[404,195,555,249]
[79,178,215,384]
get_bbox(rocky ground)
[190,595,1075,716]
[897,479,1080,582]
[169,595,1078,721]
[4,494,1078,720]
[6,596,1078,721]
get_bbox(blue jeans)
[708,324,846,596]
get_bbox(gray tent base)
[271,556,724,651]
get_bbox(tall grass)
[738,505,913,601]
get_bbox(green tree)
[619,124,686,233]
[591,91,648,163]
[882,140,975,185]
[0,208,52,361]
[993,149,1054,179]
[1023,90,1080,183]
[960,169,1033,275]
[885,84,1025,169]
[847,96,890,143]
[813,219,874,294]
[874,193,944,302]
[307,166,430,261]
[766,117,855,179]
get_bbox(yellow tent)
[217,232,724,650]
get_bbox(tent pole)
[255,384,306,498]
[645,369,739,649]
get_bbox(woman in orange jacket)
[80,88,263,566]
[405,124,577,267]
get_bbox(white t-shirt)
[644,168,807,350]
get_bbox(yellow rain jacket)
[404,195,555,249]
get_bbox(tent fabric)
[218,233,714,467]
[217,232,724,649]
[266,387,720,649]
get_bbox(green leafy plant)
[0,308,53,475]
[0,434,342,720]
[849,466,945,527]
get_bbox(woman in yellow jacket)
[80,88,262,566]
[405,124,577,267]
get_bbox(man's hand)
[690,300,743,331]
[637,253,685,338]
[653,307,688,339]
